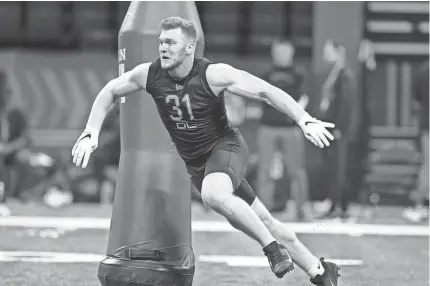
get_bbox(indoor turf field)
[0,201,428,286]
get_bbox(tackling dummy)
[97,2,204,286]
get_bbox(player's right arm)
[72,62,151,168]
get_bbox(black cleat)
[264,243,294,278]
[310,257,340,286]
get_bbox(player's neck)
[168,56,194,79]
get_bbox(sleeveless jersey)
[146,57,234,162]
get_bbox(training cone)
[98,2,204,286]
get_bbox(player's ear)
[185,40,195,55]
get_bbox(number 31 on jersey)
[166,94,194,121]
[166,94,197,129]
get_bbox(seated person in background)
[0,71,69,212]
[0,71,29,215]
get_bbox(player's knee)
[201,172,234,210]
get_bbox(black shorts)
[186,130,256,205]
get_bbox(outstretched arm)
[86,63,151,132]
[72,62,150,168]
[207,63,335,148]
[208,63,308,122]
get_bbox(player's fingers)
[318,131,330,147]
[312,133,324,148]
[322,128,335,141]
[320,121,335,129]
[74,148,84,167]
[310,138,318,147]
[72,146,81,164]
[76,150,85,167]
[72,142,78,156]
[82,150,91,169]
[305,134,314,145]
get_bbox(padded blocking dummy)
[98,2,204,286]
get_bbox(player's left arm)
[207,63,335,148]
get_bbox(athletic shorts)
[185,130,256,205]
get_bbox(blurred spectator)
[256,39,310,219]
[0,71,71,214]
[317,40,358,219]
[402,60,429,222]
[0,71,14,215]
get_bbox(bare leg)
[251,198,323,277]
[201,172,276,248]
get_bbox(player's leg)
[201,172,275,247]
[188,145,274,247]
[249,194,340,285]
[200,132,294,278]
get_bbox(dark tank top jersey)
[146,57,235,162]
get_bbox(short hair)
[159,16,197,41]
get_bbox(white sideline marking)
[0,251,364,267]
[0,251,104,263]
[198,255,364,267]
[0,216,428,236]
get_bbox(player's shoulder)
[146,57,161,73]
[142,57,164,88]
[205,62,237,87]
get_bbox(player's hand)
[298,114,335,148]
[71,128,99,168]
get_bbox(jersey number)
[166,94,194,121]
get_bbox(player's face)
[159,28,190,71]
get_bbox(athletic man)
[72,17,340,285]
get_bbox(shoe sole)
[275,261,295,278]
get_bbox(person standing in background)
[317,40,358,220]
[402,60,429,223]
[257,39,310,220]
